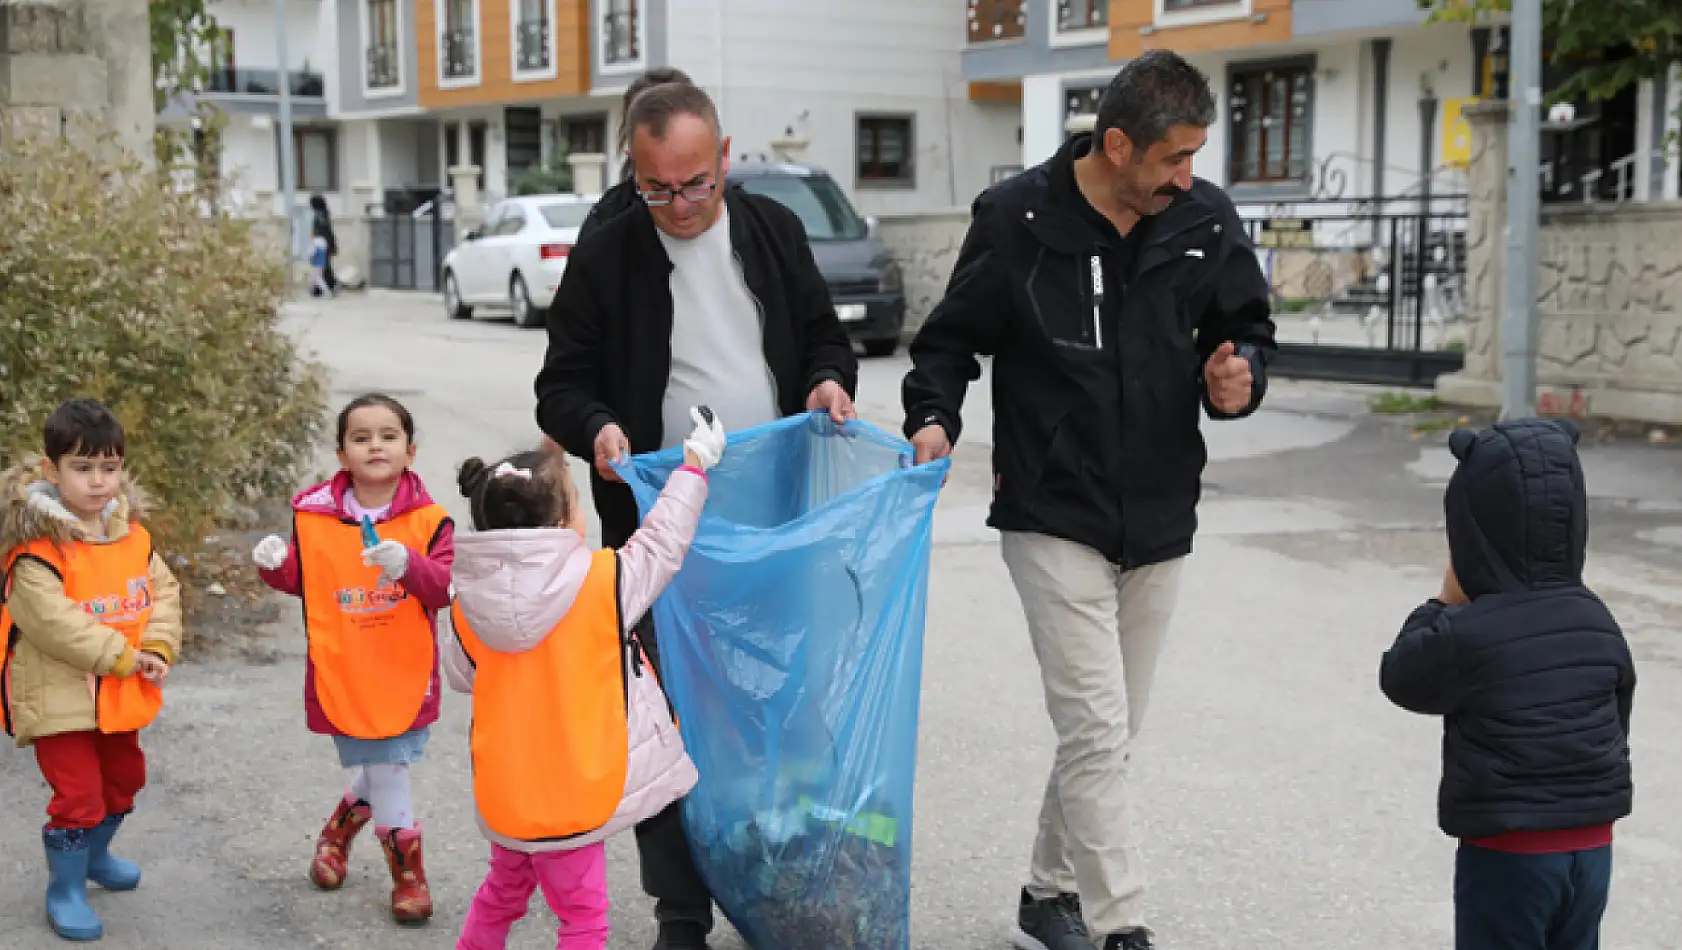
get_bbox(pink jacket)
[258,470,455,737]
[440,467,707,853]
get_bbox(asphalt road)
[3,292,1681,949]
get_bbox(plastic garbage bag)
[614,411,948,950]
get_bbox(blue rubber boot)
[85,814,141,891]
[42,826,104,941]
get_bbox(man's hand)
[911,424,951,466]
[1203,341,1255,415]
[1439,564,1469,606]
[134,652,169,685]
[806,380,857,425]
[594,423,630,483]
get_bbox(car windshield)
[732,173,866,241]
[539,202,593,229]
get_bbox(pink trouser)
[457,842,609,950]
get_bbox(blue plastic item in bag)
[614,411,948,950]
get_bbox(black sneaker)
[1104,928,1156,950]
[1013,889,1097,950]
[653,920,711,950]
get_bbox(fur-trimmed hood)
[0,459,150,553]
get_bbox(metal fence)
[368,208,454,292]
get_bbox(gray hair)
[624,82,722,147]
[1095,50,1216,152]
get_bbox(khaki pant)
[1001,532,1186,937]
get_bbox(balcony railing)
[442,28,476,79]
[516,18,550,71]
[206,68,325,98]
[603,6,640,64]
[1056,0,1107,31]
[366,43,399,88]
[968,0,1025,43]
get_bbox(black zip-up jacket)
[901,133,1276,568]
[1380,419,1635,840]
[575,177,638,247]
[536,186,858,549]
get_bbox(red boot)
[309,797,371,890]
[377,826,433,924]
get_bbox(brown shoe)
[309,797,371,890]
[377,826,433,924]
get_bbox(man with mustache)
[901,51,1275,950]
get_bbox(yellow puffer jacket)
[0,462,183,746]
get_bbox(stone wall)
[0,0,155,166]
[1436,103,1682,424]
[248,214,373,287]
[876,210,969,337]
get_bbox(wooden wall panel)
[1108,0,1293,60]
[417,0,590,109]
[969,80,1024,104]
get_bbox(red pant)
[33,730,146,829]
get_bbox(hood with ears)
[1444,419,1587,599]
[0,458,150,554]
[451,526,593,656]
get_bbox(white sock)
[344,767,370,804]
[363,764,414,829]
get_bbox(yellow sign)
[1442,96,1478,169]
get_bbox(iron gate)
[368,209,455,292]
[1238,195,1470,387]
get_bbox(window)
[514,0,551,74]
[491,206,527,236]
[968,0,1025,43]
[732,174,867,241]
[366,0,400,90]
[1164,0,1241,9]
[280,127,338,191]
[560,115,606,155]
[602,0,640,67]
[208,27,235,93]
[440,0,478,82]
[540,202,593,229]
[1056,0,1106,32]
[856,115,914,187]
[1227,60,1314,187]
[1064,84,1103,125]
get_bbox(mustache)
[1154,185,1181,197]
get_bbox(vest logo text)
[79,577,152,626]
[334,579,409,615]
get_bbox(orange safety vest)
[0,527,162,735]
[296,505,449,740]
[452,548,632,843]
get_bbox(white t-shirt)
[656,205,781,450]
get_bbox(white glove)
[252,534,288,571]
[683,406,727,472]
[361,539,410,582]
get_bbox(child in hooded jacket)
[440,405,727,950]
[251,393,455,924]
[1,397,183,942]
[1381,419,1636,950]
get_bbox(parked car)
[726,161,906,357]
[441,193,598,328]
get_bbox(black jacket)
[901,133,1276,568]
[1380,419,1635,840]
[575,177,638,247]
[535,186,858,548]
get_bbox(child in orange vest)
[250,393,455,924]
[0,397,183,942]
[439,405,727,950]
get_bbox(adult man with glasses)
[534,81,858,950]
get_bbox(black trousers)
[633,611,716,929]
[1455,842,1613,950]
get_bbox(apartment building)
[169,0,1023,221]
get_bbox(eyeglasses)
[637,180,718,207]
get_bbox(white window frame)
[598,0,645,76]
[1155,0,1251,29]
[361,0,406,99]
[510,0,558,82]
[436,0,483,89]
[1049,0,1107,49]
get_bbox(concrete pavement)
[3,290,1681,949]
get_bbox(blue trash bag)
[613,411,949,950]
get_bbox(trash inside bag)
[614,412,948,950]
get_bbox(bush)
[0,132,326,554]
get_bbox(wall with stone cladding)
[0,0,155,166]
[876,210,970,338]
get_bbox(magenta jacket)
[256,470,455,737]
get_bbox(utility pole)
[1500,0,1542,418]
[276,0,299,265]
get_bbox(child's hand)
[252,534,288,570]
[1439,564,1469,606]
[135,652,169,685]
[361,539,410,582]
[682,406,727,472]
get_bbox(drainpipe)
[1371,37,1391,247]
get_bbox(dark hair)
[335,393,415,449]
[1094,50,1216,153]
[458,450,572,531]
[616,67,695,159]
[43,397,125,462]
[624,82,721,148]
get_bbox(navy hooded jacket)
[1380,419,1635,840]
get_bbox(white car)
[440,193,598,328]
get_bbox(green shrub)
[0,132,326,554]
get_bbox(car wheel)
[511,273,547,328]
[863,338,899,358]
[444,271,473,320]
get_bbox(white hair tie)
[492,461,533,480]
